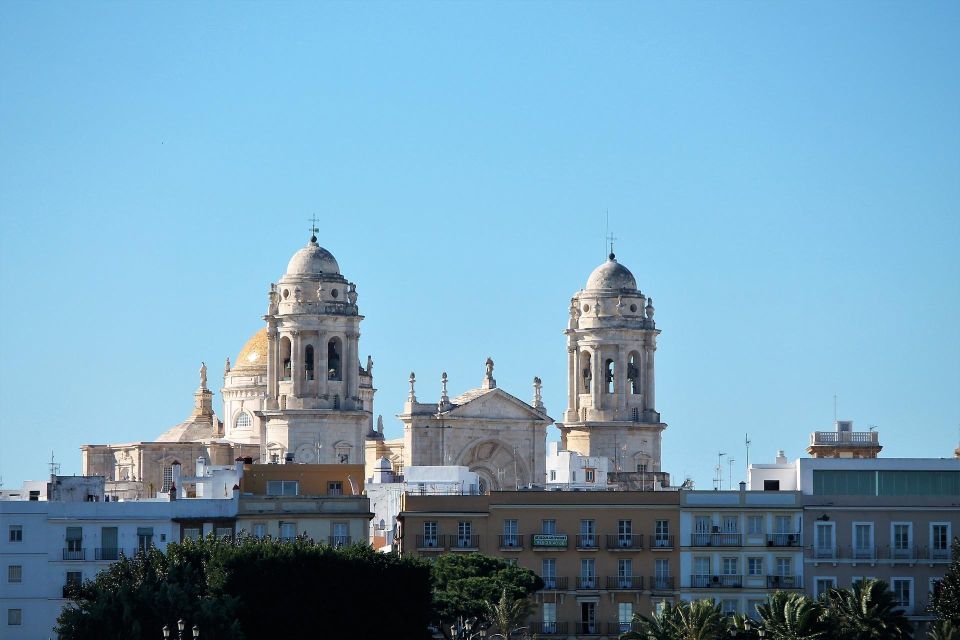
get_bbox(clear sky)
[1,1,958,490]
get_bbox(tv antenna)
[48,451,61,477]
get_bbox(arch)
[580,350,592,393]
[327,337,342,381]
[304,344,315,381]
[456,438,530,491]
[334,440,353,464]
[234,411,252,430]
[280,336,292,381]
[605,358,615,393]
[627,351,642,395]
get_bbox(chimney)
[196,456,207,477]
[775,450,787,464]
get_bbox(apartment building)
[679,487,804,616]
[398,490,681,637]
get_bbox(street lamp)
[192,624,200,638]
[177,619,185,640]
[162,625,170,639]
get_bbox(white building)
[0,475,239,639]
[545,441,611,490]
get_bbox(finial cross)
[308,214,320,238]
[607,232,617,256]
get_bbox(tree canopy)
[931,537,960,625]
[56,534,433,640]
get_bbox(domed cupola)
[585,253,638,292]
[285,234,341,277]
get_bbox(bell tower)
[256,232,375,465]
[556,252,666,475]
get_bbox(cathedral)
[82,234,667,496]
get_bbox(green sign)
[532,534,567,547]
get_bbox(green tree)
[429,554,542,636]
[928,620,960,640]
[621,599,682,640]
[822,579,913,640]
[623,599,724,640]
[56,534,433,640]
[484,587,533,637]
[931,537,960,624]
[756,591,827,640]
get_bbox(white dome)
[285,236,340,276]
[585,254,637,291]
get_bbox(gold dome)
[235,327,268,369]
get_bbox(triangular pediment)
[444,388,552,423]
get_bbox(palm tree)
[673,599,726,640]
[621,600,682,640]
[822,579,914,640]
[484,587,532,638]
[756,591,827,640]
[928,620,960,640]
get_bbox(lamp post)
[162,621,198,639]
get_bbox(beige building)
[398,491,681,637]
[557,252,666,475]
[806,420,882,459]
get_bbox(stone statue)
[485,357,494,378]
[616,295,624,315]
[366,355,373,376]
[347,283,358,305]
[199,362,207,388]
[224,357,231,376]
[377,414,384,435]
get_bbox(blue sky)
[1,1,958,490]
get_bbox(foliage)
[621,599,682,640]
[928,620,960,640]
[821,579,913,640]
[756,591,827,640]
[623,600,724,640]
[56,534,433,640]
[931,537,960,624]
[429,553,542,635]
[484,587,533,636]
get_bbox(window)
[332,522,349,546]
[747,557,763,576]
[853,523,874,558]
[7,565,22,583]
[503,519,519,547]
[8,608,22,626]
[815,522,835,557]
[776,557,792,577]
[235,412,252,430]
[814,577,836,597]
[585,468,595,483]
[279,522,296,541]
[580,558,595,587]
[183,527,201,541]
[161,466,173,493]
[252,523,266,539]
[327,338,342,380]
[65,571,82,590]
[543,602,557,632]
[775,515,792,533]
[747,599,765,617]
[457,521,473,547]
[266,480,299,496]
[655,519,670,546]
[335,443,351,464]
[721,599,738,615]
[693,557,711,587]
[655,558,669,578]
[541,519,556,535]
[423,521,438,546]
[66,527,83,552]
[637,463,648,473]
[549,470,556,481]
[137,527,153,552]
[304,344,315,380]
[618,602,634,632]
[931,523,951,559]
[722,557,738,575]
[763,479,780,491]
[892,523,912,558]
[9,525,22,542]
[748,516,764,535]
[215,527,232,540]
[503,558,517,567]
[723,515,739,532]
[541,558,556,588]
[892,578,912,610]
[579,519,596,547]
[327,481,343,495]
[618,559,633,588]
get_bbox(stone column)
[291,331,302,397]
[592,347,604,412]
[345,330,358,407]
[317,331,327,399]
[567,345,577,413]
[645,344,656,413]
[266,323,278,408]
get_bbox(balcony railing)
[811,545,838,560]
[62,548,86,561]
[498,534,523,550]
[576,576,599,590]
[691,532,742,547]
[540,576,569,591]
[607,622,643,634]
[649,575,675,591]
[807,544,951,562]
[889,545,918,561]
[767,533,801,547]
[576,534,599,550]
[691,574,742,588]
[527,622,568,635]
[328,535,351,547]
[810,431,879,446]
[930,547,952,561]
[415,534,443,550]
[94,547,120,561]
[606,575,644,590]
[449,534,479,550]
[530,533,569,550]
[573,622,601,635]
[652,535,675,549]
[852,546,876,560]
[766,575,803,589]
[606,534,643,550]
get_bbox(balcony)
[62,548,86,561]
[810,431,879,447]
[810,545,838,560]
[540,576,569,591]
[889,545,919,562]
[498,534,523,551]
[576,534,599,550]
[573,622,601,635]
[94,547,120,561]
[691,574,742,588]
[607,622,642,634]
[527,622,568,635]
[328,535,351,547]
[930,547,952,561]
[576,576,599,590]
[690,532,742,547]
[606,534,643,550]
[649,575,675,591]
[767,533,801,547]
[652,535,675,550]
[531,533,568,550]
[448,534,479,551]
[606,575,644,590]
[766,575,803,589]
[415,534,443,551]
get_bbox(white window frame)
[891,577,913,612]
[721,599,738,615]
[813,576,837,598]
[930,522,951,559]
[814,522,836,558]
[747,557,763,576]
[891,522,913,558]
[748,515,764,535]
[852,521,875,559]
[775,557,792,577]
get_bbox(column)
[291,331,302,397]
[266,324,278,407]
[645,345,656,414]
[592,347,604,412]
[567,346,577,412]
[345,331,358,406]
[317,331,327,399]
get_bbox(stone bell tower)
[556,251,666,475]
[255,231,375,465]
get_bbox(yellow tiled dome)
[235,327,268,369]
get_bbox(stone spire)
[408,372,417,402]
[440,372,450,408]
[482,357,496,390]
[533,376,544,412]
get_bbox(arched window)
[605,359,615,393]
[335,442,352,464]
[580,351,592,393]
[305,345,315,381]
[280,336,292,381]
[627,351,641,395]
[327,338,342,381]
[235,412,252,430]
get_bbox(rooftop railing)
[810,431,879,446]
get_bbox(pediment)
[444,388,551,423]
